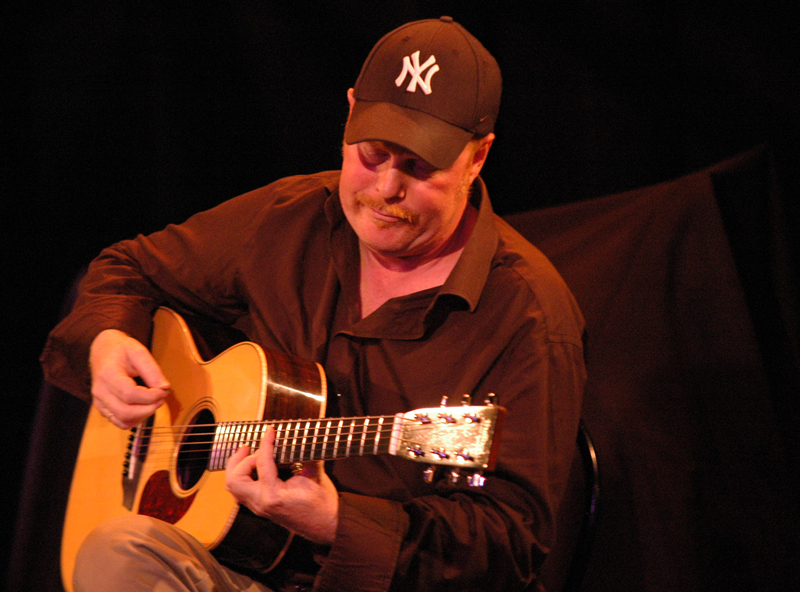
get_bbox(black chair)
[537,421,600,592]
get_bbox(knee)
[73,515,165,590]
[77,514,155,559]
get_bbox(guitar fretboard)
[207,415,399,470]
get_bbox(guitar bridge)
[122,415,154,510]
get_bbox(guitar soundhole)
[176,408,215,491]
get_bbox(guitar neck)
[207,415,399,470]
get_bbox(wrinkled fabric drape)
[507,146,800,591]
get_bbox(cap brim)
[344,101,473,170]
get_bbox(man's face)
[339,135,492,263]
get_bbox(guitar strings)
[129,422,424,446]
[130,416,442,442]
[116,417,466,469]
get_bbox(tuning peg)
[461,394,472,405]
[467,471,486,487]
[449,468,461,485]
[423,465,436,483]
[484,392,498,406]
[440,395,449,407]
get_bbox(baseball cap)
[344,16,502,169]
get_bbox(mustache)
[355,193,417,224]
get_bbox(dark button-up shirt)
[42,171,586,592]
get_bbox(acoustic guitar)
[61,307,505,591]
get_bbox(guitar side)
[60,308,326,592]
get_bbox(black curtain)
[507,147,800,591]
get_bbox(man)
[42,17,586,592]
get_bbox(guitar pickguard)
[138,470,196,524]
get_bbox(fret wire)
[312,420,318,461]
[257,422,267,449]
[346,419,355,457]
[231,423,243,462]
[221,423,232,463]
[211,424,225,470]
[277,422,286,463]
[305,422,310,460]
[312,420,321,460]
[308,421,315,461]
[209,424,219,470]
[258,421,266,448]
[374,417,383,455]
[227,423,238,462]
[239,422,248,449]
[299,421,306,462]
[335,419,343,458]
[298,421,305,462]
[285,421,292,462]
[289,421,303,462]
[215,424,224,465]
[359,418,369,456]
[290,421,297,463]
[323,420,331,460]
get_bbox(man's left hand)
[225,426,339,546]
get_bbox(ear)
[468,133,495,183]
[347,88,356,117]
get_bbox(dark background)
[5,0,799,589]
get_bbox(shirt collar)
[326,174,499,340]
[436,176,499,313]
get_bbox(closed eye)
[358,143,389,168]
[406,159,437,179]
[357,141,439,179]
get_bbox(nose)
[374,165,405,201]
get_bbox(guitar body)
[61,308,326,592]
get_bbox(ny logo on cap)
[395,51,440,95]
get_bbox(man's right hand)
[89,329,171,428]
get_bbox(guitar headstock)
[396,398,506,472]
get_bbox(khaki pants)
[73,515,274,592]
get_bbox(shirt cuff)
[314,492,409,592]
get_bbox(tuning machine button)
[467,471,486,487]
[423,466,436,483]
